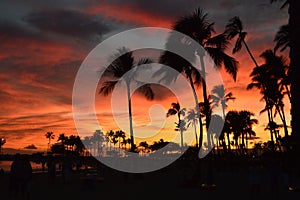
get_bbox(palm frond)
[205,33,229,49]
[274,24,289,53]
[167,108,178,117]
[224,16,243,40]
[136,84,154,100]
[99,80,118,96]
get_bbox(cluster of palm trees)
[97,3,297,154]
[46,132,85,155]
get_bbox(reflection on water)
[0,161,44,173]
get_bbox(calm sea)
[0,161,44,173]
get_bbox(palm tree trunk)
[187,74,203,150]
[193,122,199,149]
[226,132,231,152]
[126,83,135,152]
[289,0,300,139]
[276,104,289,137]
[242,39,259,67]
[199,55,211,150]
[284,84,291,103]
[178,113,184,151]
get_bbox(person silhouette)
[9,154,32,200]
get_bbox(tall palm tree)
[159,7,238,150]
[100,47,154,152]
[167,102,186,149]
[271,0,300,140]
[210,84,236,118]
[249,50,290,138]
[238,110,258,150]
[247,64,276,142]
[93,130,104,156]
[45,132,55,151]
[186,109,199,149]
[224,16,259,67]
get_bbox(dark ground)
[1,153,300,200]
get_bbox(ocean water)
[0,161,45,173]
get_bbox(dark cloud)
[25,9,111,39]
[24,144,37,149]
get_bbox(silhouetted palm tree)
[248,64,276,142]
[159,7,238,150]
[210,85,235,118]
[249,50,290,138]
[225,110,257,153]
[45,132,55,151]
[261,50,291,101]
[100,47,154,151]
[115,130,126,149]
[238,110,258,150]
[93,130,104,156]
[186,109,199,149]
[225,16,259,67]
[167,102,186,149]
[271,0,300,139]
[139,141,149,153]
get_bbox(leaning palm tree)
[100,47,154,152]
[45,132,55,151]
[159,7,238,150]
[210,84,236,119]
[224,16,259,68]
[167,102,186,149]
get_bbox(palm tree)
[271,0,300,140]
[45,132,55,151]
[210,84,235,118]
[139,141,149,153]
[160,8,238,150]
[260,50,291,102]
[224,16,259,67]
[222,116,232,152]
[167,102,186,149]
[248,50,290,138]
[186,109,199,149]
[100,47,154,152]
[247,64,276,142]
[0,137,6,154]
[115,130,126,149]
[93,130,104,156]
[57,133,67,144]
[238,110,258,150]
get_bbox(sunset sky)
[0,0,289,151]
